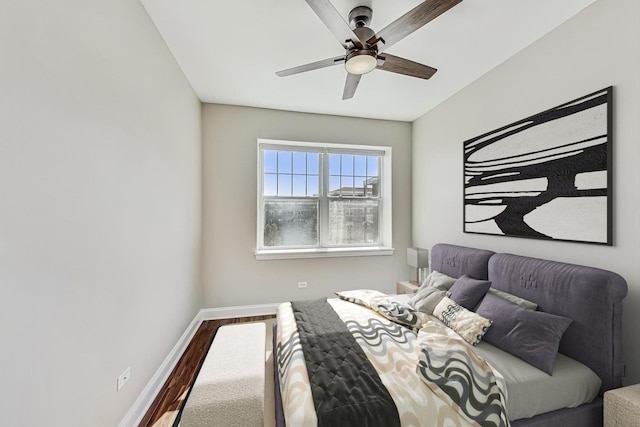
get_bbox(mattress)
[277,295,601,425]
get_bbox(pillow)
[488,287,538,310]
[432,296,492,346]
[408,286,448,315]
[476,292,572,375]
[335,289,387,308]
[448,275,491,310]
[420,270,457,291]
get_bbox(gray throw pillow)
[448,275,491,310]
[488,288,538,310]
[476,292,572,375]
[409,286,448,315]
[420,270,457,291]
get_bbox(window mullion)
[320,152,329,247]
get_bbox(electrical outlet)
[117,366,131,391]
[297,281,308,289]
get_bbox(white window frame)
[255,139,394,260]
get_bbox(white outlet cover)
[117,366,131,391]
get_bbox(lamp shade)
[407,247,429,268]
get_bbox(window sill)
[255,246,395,261]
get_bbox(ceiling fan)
[276,0,462,100]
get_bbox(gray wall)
[412,0,640,385]
[202,104,413,307]
[0,1,202,425]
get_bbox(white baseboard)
[199,302,281,320]
[118,302,282,426]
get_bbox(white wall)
[412,0,640,384]
[202,104,412,308]
[0,1,201,426]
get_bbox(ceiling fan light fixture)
[345,51,377,75]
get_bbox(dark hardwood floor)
[138,315,275,427]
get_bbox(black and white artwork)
[463,87,612,245]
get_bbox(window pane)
[292,175,306,196]
[342,155,354,175]
[307,175,319,196]
[264,173,277,196]
[278,151,292,173]
[264,150,277,173]
[278,174,292,195]
[367,156,379,176]
[329,176,341,196]
[329,154,340,175]
[366,177,380,197]
[355,155,366,176]
[293,152,307,174]
[355,176,367,196]
[264,200,318,247]
[341,176,354,196]
[328,199,379,245]
[308,153,319,175]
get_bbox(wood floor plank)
[138,315,275,427]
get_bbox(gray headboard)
[430,243,628,395]
[430,243,495,280]
[488,253,627,395]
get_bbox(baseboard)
[118,312,202,427]
[199,302,281,320]
[118,302,282,427]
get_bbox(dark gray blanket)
[291,298,401,427]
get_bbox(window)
[256,139,393,260]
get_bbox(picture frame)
[463,87,613,245]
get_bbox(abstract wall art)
[463,87,612,245]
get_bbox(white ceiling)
[141,0,595,122]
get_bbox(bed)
[273,243,627,426]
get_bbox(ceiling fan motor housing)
[349,6,372,29]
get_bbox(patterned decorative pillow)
[433,296,492,346]
[335,289,388,308]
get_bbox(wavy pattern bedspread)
[276,297,509,427]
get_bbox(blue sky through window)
[264,150,320,196]
[264,150,378,197]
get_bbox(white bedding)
[389,293,601,421]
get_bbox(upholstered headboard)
[431,243,628,396]
[430,243,495,280]
[488,253,627,395]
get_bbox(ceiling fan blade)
[342,73,361,100]
[276,55,345,77]
[377,54,437,79]
[305,0,363,48]
[368,0,462,50]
